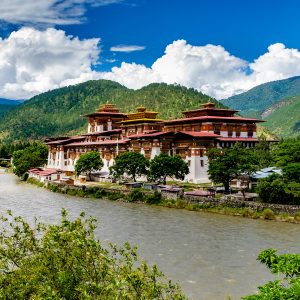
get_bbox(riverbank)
[26,177,300,224]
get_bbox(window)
[200,160,204,167]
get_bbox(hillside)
[0,99,22,119]
[221,76,300,118]
[221,76,300,137]
[0,80,220,141]
[262,95,300,137]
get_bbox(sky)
[1,0,300,100]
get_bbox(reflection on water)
[0,170,299,300]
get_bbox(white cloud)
[0,27,100,99]
[99,40,300,99]
[110,45,146,52]
[1,31,300,100]
[0,0,123,26]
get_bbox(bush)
[145,191,162,204]
[262,208,275,220]
[294,212,300,222]
[0,210,186,299]
[107,191,123,201]
[128,188,145,202]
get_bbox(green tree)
[0,209,186,299]
[243,249,300,299]
[75,151,103,180]
[12,144,48,177]
[253,135,274,168]
[272,139,300,166]
[149,153,189,184]
[282,162,300,182]
[110,152,149,182]
[207,143,256,193]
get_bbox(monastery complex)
[46,101,264,183]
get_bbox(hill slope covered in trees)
[221,76,300,137]
[0,99,22,119]
[0,80,220,141]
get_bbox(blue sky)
[0,0,300,99]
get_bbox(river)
[0,169,299,299]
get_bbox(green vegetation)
[221,76,300,137]
[256,139,300,204]
[0,80,219,142]
[207,143,256,193]
[12,143,48,178]
[75,151,103,180]
[0,99,22,119]
[243,249,300,299]
[110,152,149,182]
[0,209,186,299]
[263,95,300,137]
[148,153,189,184]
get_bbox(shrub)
[145,191,162,204]
[128,188,145,202]
[0,210,186,299]
[294,212,300,222]
[262,208,275,220]
[107,191,123,201]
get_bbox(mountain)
[221,76,300,117]
[0,99,23,119]
[0,80,221,141]
[262,95,300,137]
[221,76,300,137]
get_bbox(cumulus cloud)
[0,0,123,26]
[0,27,100,99]
[99,40,300,99]
[110,45,146,52]
[1,30,300,100]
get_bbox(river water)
[0,170,299,299]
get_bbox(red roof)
[128,131,175,139]
[164,115,264,124]
[82,112,125,117]
[176,131,220,138]
[83,129,122,136]
[217,137,259,142]
[65,139,130,147]
[29,168,62,176]
[46,136,85,145]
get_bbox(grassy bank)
[26,178,300,224]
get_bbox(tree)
[75,151,103,180]
[243,249,300,299]
[282,162,300,182]
[149,153,189,184]
[0,209,186,299]
[12,143,48,177]
[207,143,256,193]
[253,135,274,168]
[110,152,149,182]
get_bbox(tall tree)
[149,153,189,184]
[207,143,256,193]
[75,151,103,180]
[110,152,149,182]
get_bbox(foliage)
[272,139,300,166]
[243,249,300,299]
[110,152,149,182]
[145,191,162,204]
[0,141,32,158]
[128,188,145,202]
[12,143,48,177]
[0,80,220,142]
[148,153,189,184]
[75,151,103,180]
[282,162,300,181]
[262,208,275,220]
[0,209,186,299]
[253,135,274,168]
[207,143,257,193]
